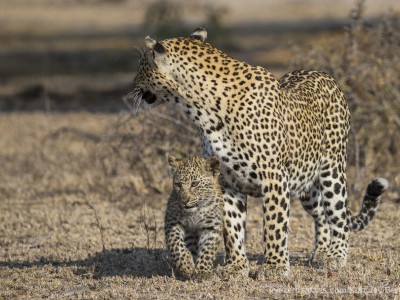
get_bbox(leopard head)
[126,28,209,113]
[168,155,220,210]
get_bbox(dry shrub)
[292,0,400,180]
[12,105,200,208]
[57,105,202,202]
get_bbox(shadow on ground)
[0,248,172,279]
[0,248,309,279]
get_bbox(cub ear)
[206,156,221,177]
[168,155,180,170]
[189,27,207,42]
[145,36,166,54]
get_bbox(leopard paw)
[191,270,215,282]
[255,263,290,279]
[323,256,347,270]
[309,249,327,268]
[215,258,250,280]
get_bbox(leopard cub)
[165,155,223,280]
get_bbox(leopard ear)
[168,155,180,171]
[145,36,166,54]
[206,156,220,177]
[189,27,207,42]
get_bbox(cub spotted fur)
[165,155,223,280]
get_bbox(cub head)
[125,27,209,113]
[168,155,220,210]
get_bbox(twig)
[150,111,198,135]
[139,203,158,250]
[50,127,102,142]
[86,201,106,252]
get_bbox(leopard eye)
[191,180,200,188]
[174,181,181,189]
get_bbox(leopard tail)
[347,178,389,232]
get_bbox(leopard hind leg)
[300,182,330,266]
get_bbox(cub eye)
[174,181,181,189]
[191,180,200,188]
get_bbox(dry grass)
[1,2,400,299]
[1,110,399,299]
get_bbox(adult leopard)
[129,28,388,278]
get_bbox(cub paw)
[215,258,250,280]
[176,264,195,279]
[191,270,215,282]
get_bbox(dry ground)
[1,1,400,299]
[1,111,399,299]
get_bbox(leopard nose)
[180,192,190,204]
[142,90,157,104]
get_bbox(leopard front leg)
[165,224,195,278]
[184,232,199,258]
[216,187,249,279]
[256,169,290,278]
[192,224,222,281]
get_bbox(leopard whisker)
[132,45,145,59]
[122,90,140,115]
[133,90,142,114]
